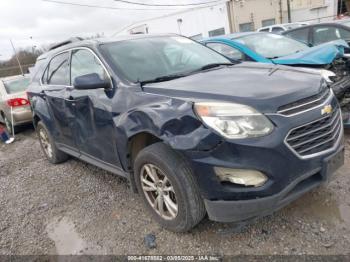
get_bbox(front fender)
[114,95,222,169]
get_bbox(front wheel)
[37,121,68,164]
[134,143,206,232]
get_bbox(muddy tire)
[37,121,68,164]
[134,142,206,232]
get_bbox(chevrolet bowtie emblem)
[321,105,333,115]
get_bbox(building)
[115,0,338,38]
[116,2,231,39]
[281,0,338,23]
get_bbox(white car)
[257,22,309,34]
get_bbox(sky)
[0,0,198,61]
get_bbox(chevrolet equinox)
[27,35,345,232]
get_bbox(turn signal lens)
[214,167,268,187]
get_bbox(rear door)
[68,48,122,168]
[42,51,79,156]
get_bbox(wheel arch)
[126,131,162,193]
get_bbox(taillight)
[7,98,30,107]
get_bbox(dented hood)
[142,62,324,113]
[272,40,348,65]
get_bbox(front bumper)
[183,95,344,223]
[204,146,344,222]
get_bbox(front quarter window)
[71,49,109,84]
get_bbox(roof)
[37,33,179,60]
[0,74,28,82]
[202,31,264,41]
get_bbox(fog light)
[214,167,268,187]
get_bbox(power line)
[114,0,223,7]
[42,0,184,10]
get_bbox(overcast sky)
[0,0,196,61]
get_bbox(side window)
[259,28,270,32]
[47,52,70,85]
[338,27,350,39]
[71,49,109,85]
[284,28,309,44]
[271,27,284,34]
[206,42,244,61]
[313,26,341,45]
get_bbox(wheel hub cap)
[140,164,178,220]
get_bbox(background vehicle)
[257,22,309,34]
[282,22,350,47]
[202,32,350,127]
[28,35,344,232]
[0,75,32,134]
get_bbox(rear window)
[3,77,31,94]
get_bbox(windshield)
[100,36,230,83]
[3,77,30,94]
[235,33,309,59]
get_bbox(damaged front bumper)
[182,106,345,223]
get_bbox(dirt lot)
[0,126,350,255]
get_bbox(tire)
[134,142,206,232]
[37,121,69,164]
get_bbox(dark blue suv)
[27,34,345,232]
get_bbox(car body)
[257,22,309,34]
[27,34,344,232]
[282,22,350,47]
[335,18,350,28]
[0,75,32,133]
[201,32,350,128]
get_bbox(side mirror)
[73,73,111,90]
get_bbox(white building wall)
[282,0,338,23]
[116,3,230,38]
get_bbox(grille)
[286,109,342,157]
[278,87,331,116]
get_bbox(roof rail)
[49,37,84,51]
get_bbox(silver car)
[0,75,32,134]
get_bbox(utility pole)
[10,39,24,75]
[287,0,292,23]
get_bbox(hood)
[142,62,324,113]
[272,40,348,65]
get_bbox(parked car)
[201,32,350,127]
[28,35,344,232]
[0,75,32,134]
[335,18,350,27]
[257,22,309,34]
[282,22,350,47]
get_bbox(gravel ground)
[0,126,350,255]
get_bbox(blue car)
[201,32,350,127]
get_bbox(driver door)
[68,48,122,169]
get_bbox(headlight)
[194,102,274,139]
[320,69,336,83]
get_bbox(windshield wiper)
[139,63,234,86]
[140,73,188,86]
[197,63,234,71]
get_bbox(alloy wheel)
[140,163,178,220]
[39,128,53,158]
